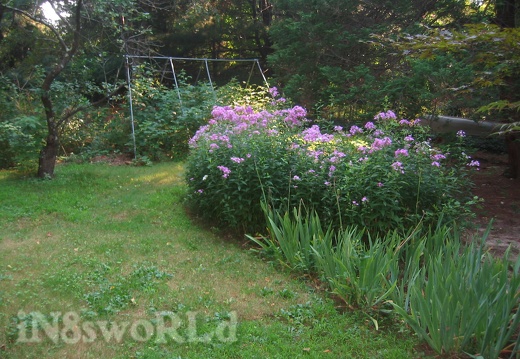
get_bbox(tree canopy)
[0,0,519,176]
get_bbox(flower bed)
[186,94,478,234]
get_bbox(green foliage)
[128,69,272,161]
[0,76,45,170]
[0,116,45,169]
[153,0,272,63]
[393,235,520,358]
[382,55,482,118]
[393,24,520,122]
[248,202,333,272]
[131,76,213,160]
[84,263,172,316]
[249,205,520,358]
[186,105,478,235]
[268,0,484,119]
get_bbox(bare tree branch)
[56,83,126,127]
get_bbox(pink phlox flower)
[230,157,245,164]
[431,161,441,167]
[357,146,369,153]
[399,119,411,126]
[457,130,466,138]
[374,110,397,121]
[467,160,480,167]
[391,161,405,174]
[189,125,210,147]
[276,106,307,127]
[349,125,363,135]
[364,121,376,130]
[395,148,409,157]
[217,165,231,178]
[430,153,446,161]
[308,150,324,161]
[370,136,393,153]
[302,125,334,142]
[334,126,343,132]
[404,135,414,142]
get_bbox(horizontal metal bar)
[125,55,259,62]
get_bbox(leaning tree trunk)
[37,121,59,178]
[37,82,61,178]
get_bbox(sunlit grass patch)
[0,162,418,358]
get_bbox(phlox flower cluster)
[274,106,307,127]
[395,148,409,157]
[186,106,479,234]
[391,161,405,174]
[189,104,307,150]
[368,137,393,153]
[217,165,231,178]
[301,125,334,143]
[374,110,397,121]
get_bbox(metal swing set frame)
[124,55,269,158]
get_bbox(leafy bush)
[126,71,276,161]
[129,71,217,160]
[0,76,45,170]
[185,97,479,234]
[0,116,45,170]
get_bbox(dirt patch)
[469,151,520,260]
[90,153,133,165]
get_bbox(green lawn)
[0,162,418,358]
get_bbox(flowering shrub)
[185,95,478,234]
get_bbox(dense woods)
[0,0,519,177]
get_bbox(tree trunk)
[37,124,59,178]
[495,0,517,27]
[505,132,520,179]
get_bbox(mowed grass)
[0,162,417,358]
